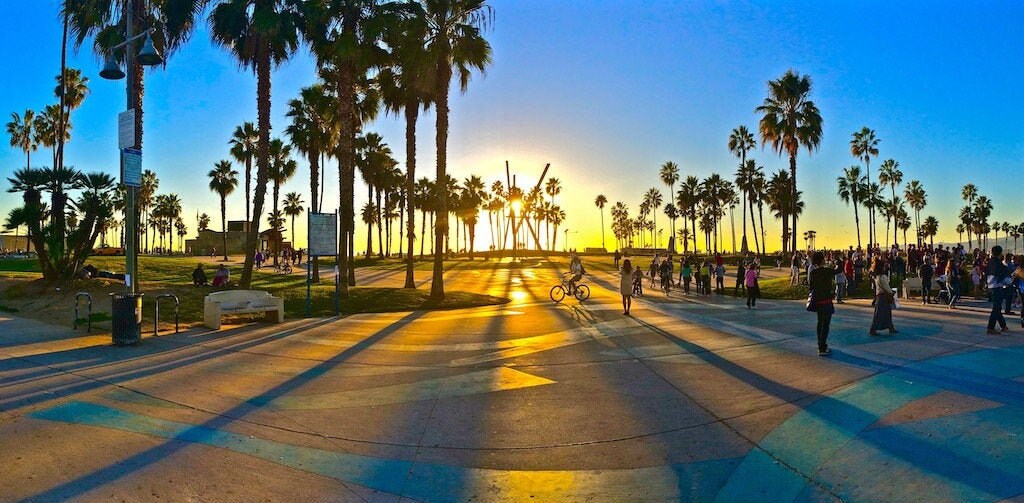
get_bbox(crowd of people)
[613,242,1024,357]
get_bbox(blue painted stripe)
[31,401,742,502]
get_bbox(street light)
[98,5,162,346]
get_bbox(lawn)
[0,255,509,331]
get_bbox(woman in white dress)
[620,259,634,315]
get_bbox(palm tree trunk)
[240,47,270,287]
[221,196,228,261]
[403,104,418,286]
[420,210,427,258]
[376,188,383,257]
[790,154,798,254]
[245,157,252,227]
[853,198,861,250]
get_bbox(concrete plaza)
[2,260,1024,501]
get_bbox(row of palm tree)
[54,0,493,301]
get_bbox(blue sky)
[2,0,1023,251]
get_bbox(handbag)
[893,294,901,309]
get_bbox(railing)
[74,292,93,332]
[154,294,179,335]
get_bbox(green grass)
[0,255,509,327]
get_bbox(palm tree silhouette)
[423,0,493,300]
[210,0,301,287]
[208,160,238,261]
[756,70,823,254]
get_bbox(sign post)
[306,210,339,317]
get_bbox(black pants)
[1005,289,1014,313]
[683,277,690,294]
[817,309,832,351]
[746,286,758,307]
[989,288,1007,330]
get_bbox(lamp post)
[99,0,162,345]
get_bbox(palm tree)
[286,85,332,216]
[863,182,884,247]
[210,0,301,287]
[208,160,239,261]
[6,110,37,169]
[922,216,939,246]
[229,122,258,225]
[545,177,561,207]
[33,105,71,168]
[283,191,304,250]
[268,138,297,265]
[878,158,902,245]
[594,194,608,250]
[756,70,823,253]
[903,180,927,246]
[961,183,977,248]
[680,175,701,253]
[643,188,663,247]
[836,165,865,249]
[1002,221,1011,250]
[659,161,680,249]
[55,67,89,130]
[850,127,880,244]
[378,7,432,286]
[423,0,494,300]
[973,195,993,249]
[728,126,756,252]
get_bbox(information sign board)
[122,148,142,188]
[118,109,136,149]
[307,212,338,257]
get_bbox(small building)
[0,234,33,253]
[185,221,290,256]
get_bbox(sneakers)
[986,329,1001,335]
[818,348,832,356]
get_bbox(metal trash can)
[111,293,144,346]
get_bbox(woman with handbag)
[870,257,898,336]
[808,251,835,356]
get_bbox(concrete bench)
[204,290,284,330]
[902,277,922,299]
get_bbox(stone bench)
[204,290,284,330]
[902,277,922,299]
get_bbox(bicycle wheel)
[574,284,591,301]
[550,285,566,303]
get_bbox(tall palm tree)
[903,180,926,246]
[286,85,332,216]
[33,105,71,168]
[644,188,663,247]
[283,191,305,249]
[878,158,902,245]
[229,122,258,225]
[594,194,607,250]
[6,110,37,169]
[922,216,939,247]
[680,175,700,252]
[863,182,884,246]
[210,0,301,287]
[424,0,493,300]
[207,160,238,261]
[836,165,865,250]
[659,161,680,249]
[756,70,823,253]
[54,68,89,128]
[850,127,880,244]
[268,138,297,265]
[728,126,755,252]
[379,6,432,286]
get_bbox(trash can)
[111,293,144,346]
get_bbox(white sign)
[122,148,142,188]
[118,109,136,149]
[308,212,338,257]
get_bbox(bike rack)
[74,292,93,332]
[154,294,180,335]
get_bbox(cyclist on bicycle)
[568,253,585,294]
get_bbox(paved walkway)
[2,262,1024,501]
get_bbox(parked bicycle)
[274,261,293,274]
[550,273,591,302]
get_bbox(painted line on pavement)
[251,367,556,410]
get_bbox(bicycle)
[274,262,293,274]
[550,273,591,303]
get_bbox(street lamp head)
[99,54,126,80]
[136,33,163,66]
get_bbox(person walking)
[613,250,621,269]
[620,259,634,315]
[870,257,898,336]
[834,257,847,304]
[714,262,726,295]
[808,251,835,356]
[735,262,746,296]
[1013,255,1024,327]
[919,258,934,305]
[986,246,1012,334]
[745,264,759,309]
[948,258,962,309]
